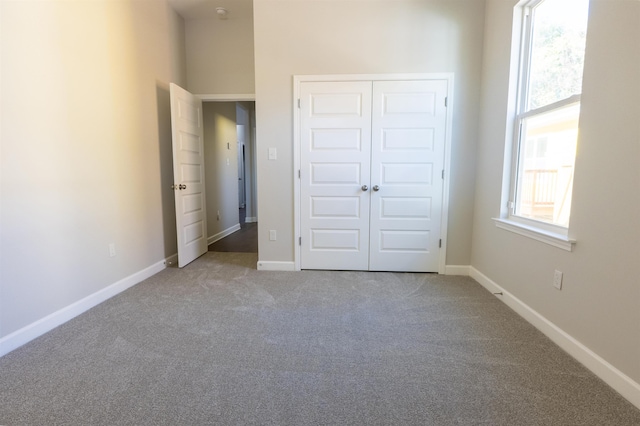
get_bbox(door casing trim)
[293,73,455,273]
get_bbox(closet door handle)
[361,185,368,191]
[372,185,380,191]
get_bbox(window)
[509,0,589,235]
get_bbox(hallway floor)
[208,208,258,253]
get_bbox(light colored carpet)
[0,252,639,425]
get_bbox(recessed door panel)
[182,194,203,215]
[383,92,436,115]
[381,163,433,185]
[311,229,360,251]
[181,164,203,184]
[311,129,361,151]
[180,131,201,153]
[382,128,434,151]
[184,221,205,245]
[311,197,360,218]
[379,230,430,252]
[381,197,431,219]
[311,93,362,116]
[311,163,360,185]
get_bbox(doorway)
[201,100,258,254]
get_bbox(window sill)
[492,218,576,252]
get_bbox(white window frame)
[494,0,585,251]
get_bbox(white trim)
[256,261,296,271]
[245,216,257,223]
[438,75,455,275]
[0,257,171,357]
[493,218,575,251]
[207,223,241,245]
[196,94,255,102]
[444,265,470,276]
[292,73,455,83]
[469,267,640,410]
[293,73,454,273]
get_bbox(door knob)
[361,185,368,191]
[179,184,187,190]
[372,185,380,191]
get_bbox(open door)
[170,83,208,268]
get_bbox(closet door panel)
[300,81,372,270]
[369,80,448,272]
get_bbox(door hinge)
[444,97,448,107]
[299,237,302,246]
[298,99,301,109]
[439,239,442,248]
[298,169,301,179]
[442,169,445,180]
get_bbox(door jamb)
[292,74,454,273]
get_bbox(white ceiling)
[167,0,253,20]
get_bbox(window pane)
[515,103,579,227]
[527,0,589,110]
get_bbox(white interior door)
[170,83,208,268]
[300,81,372,270]
[369,80,447,272]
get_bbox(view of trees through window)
[527,0,589,110]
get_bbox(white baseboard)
[0,256,173,358]
[207,223,241,245]
[444,265,470,276]
[469,266,640,410]
[257,260,296,271]
[245,217,257,223]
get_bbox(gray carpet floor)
[1,252,639,425]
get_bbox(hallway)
[208,208,257,253]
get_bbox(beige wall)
[253,0,485,265]
[0,0,186,338]
[471,0,640,385]
[203,102,240,238]
[185,14,255,94]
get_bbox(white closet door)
[300,81,372,270]
[369,80,447,272]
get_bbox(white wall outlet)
[226,158,230,166]
[108,243,116,257]
[268,147,277,160]
[269,230,277,241]
[553,270,563,290]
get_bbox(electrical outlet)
[269,230,277,241]
[553,270,563,290]
[108,243,116,257]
